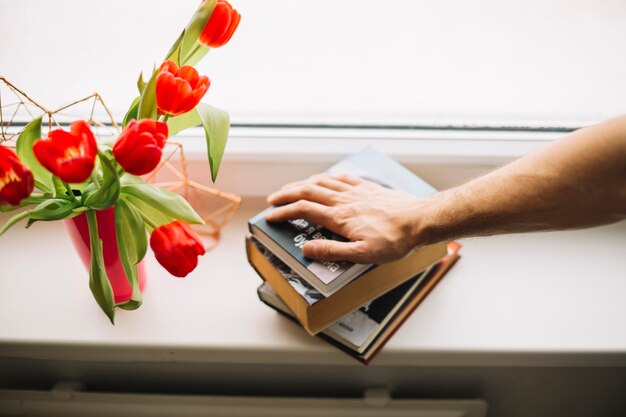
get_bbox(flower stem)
[182,43,199,65]
[64,182,77,201]
[183,42,207,65]
[23,196,50,204]
[0,210,31,237]
[141,214,158,230]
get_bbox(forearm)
[418,116,626,245]
[265,116,626,263]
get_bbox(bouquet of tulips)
[0,0,241,322]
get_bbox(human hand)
[265,173,427,264]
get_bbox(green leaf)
[120,175,203,225]
[26,198,81,227]
[114,198,146,311]
[166,103,231,181]
[137,72,146,95]
[15,117,52,193]
[82,150,120,210]
[1,200,32,213]
[179,0,217,64]
[124,194,176,231]
[165,29,186,64]
[138,68,158,120]
[0,210,30,237]
[0,204,18,213]
[167,108,202,137]
[185,44,210,67]
[51,176,67,198]
[123,96,141,129]
[86,210,116,324]
[196,102,230,182]
[71,206,89,215]
[166,29,186,66]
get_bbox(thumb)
[302,239,366,263]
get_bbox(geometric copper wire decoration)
[0,75,119,146]
[144,142,241,250]
[0,75,240,250]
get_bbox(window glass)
[2,0,625,127]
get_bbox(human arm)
[266,115,626,264]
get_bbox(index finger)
[265,200,336,230]
[329,173,364,186]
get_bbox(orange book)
[256,242,461,364]
[247,235,448,335]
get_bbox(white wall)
[2,0,626,126]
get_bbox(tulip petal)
[0,156,34,206]
[58,158,95,183]
[112,119,168,175]
[156,72,177,115]
[179,65,200,87]
[150,221,205,277]
[213,9,240,47]
[199,1,232,47]
[156,60,210,116]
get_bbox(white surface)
[1,197,625,366]
[1,0,626,126]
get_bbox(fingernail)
[265,210,277,221]
[302,242,316,258]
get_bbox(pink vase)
[65,207,146,303]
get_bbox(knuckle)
[349,244,368,263]
[300,184,314,197]
[294,200,307,211]
[322,243,337,259]
[334,205,354,219]
[355,243,369,258]
[295,200,314,214]
[309,173,326,183]
[280,181,296,190]
[335,173,357,182]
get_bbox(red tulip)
[156,60,210,117]
[199,0,241,48]
[0,146,34,206]
[112,119,168,175]
[33,120,97,183]
[150,220,206,277]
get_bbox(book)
[246,235,448,334]
[248,147,441,297]
[257,242,461,364]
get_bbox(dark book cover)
[249,147,439,292]
[249,209,354,286]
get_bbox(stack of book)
[246,148,460,364]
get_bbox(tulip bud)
[199,0,241,48]
[150,220,206,277]
[33,120,97,183]
[0,146,34,206]
[112,119,169,175]
[156,60,210,117]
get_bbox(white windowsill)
[1,199,625,367]
[165,125,569,197]
[178,125,566,165]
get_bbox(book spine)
[362,250,461,364]
[256,288,367,365]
